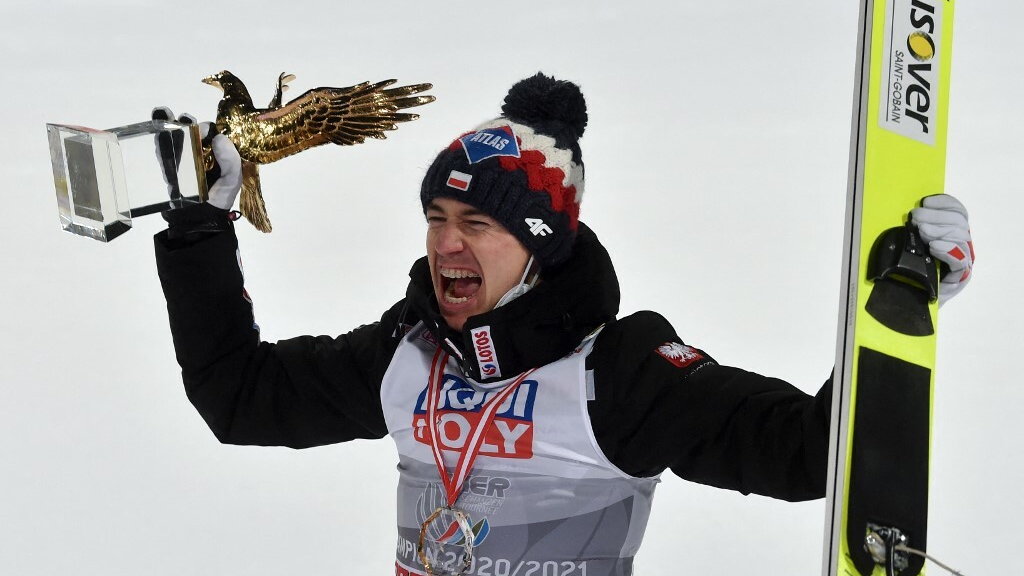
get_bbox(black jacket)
[155,215,831,502]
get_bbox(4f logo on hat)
[459,126,521,164]
[525,218,552,237]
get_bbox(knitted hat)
[420,73,588,267]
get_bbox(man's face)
[426,197,531,332]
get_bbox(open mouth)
[440,268,482,304]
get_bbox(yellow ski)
[823,0,956,575]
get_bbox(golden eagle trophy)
[202,70,435,232]
[46,71,434,241]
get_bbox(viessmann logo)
[879,0,942,145]
[412,373,538,458]
[471,326,501,378]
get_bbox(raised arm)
[155,216,404,448]
[151,109,403,448]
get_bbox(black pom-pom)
[501,72,587,142]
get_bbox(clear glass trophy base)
[46,120,207,242]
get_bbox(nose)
[434,222,465,255]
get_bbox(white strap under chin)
[495,255,538,308]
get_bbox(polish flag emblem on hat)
[447,170,472,191]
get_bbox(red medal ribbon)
[425,348,536,506]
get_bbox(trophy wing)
[239,160,271,233]
[247,80,435,164]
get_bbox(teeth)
[440,268,480,279]
[444,283,470,304]
[439,267,479,305]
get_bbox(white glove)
[150,107,241,211]
[910,194,974,306]
[198,122,242,211]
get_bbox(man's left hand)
[910,194,974,307]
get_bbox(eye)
[426,215,445,226]
[465,219,490,231]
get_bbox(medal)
[416,348,536,576]
[417,505,475,576]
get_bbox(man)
[155,73,974,576]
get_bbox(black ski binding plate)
[865,222,938,336]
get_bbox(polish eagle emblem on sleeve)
[655,342,704,368]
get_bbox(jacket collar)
[406,222,620,383]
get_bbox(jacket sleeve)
[587,311,832,501]
[155,224,404,448]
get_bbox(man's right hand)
[198,122,242,211]
[910,194,974,307]
[151,107,242,211]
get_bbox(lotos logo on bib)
[458,126,521,164]
[412,373,538,458]
[471,326,501,379]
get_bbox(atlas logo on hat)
[459,126,521,164]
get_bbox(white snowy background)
[1,1,1020,574]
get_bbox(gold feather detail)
[202,70,435,231]
[239,161,269,232]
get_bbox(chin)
[444,316,466,332]
[435,293,476,332]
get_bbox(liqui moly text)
[413,373,537,459]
